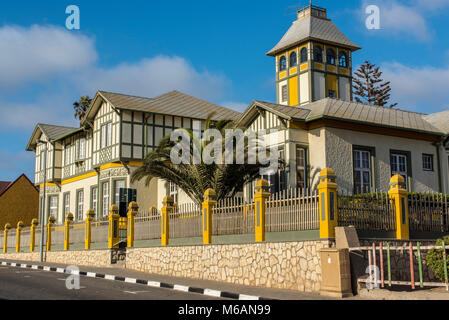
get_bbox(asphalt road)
[0,266,221,300]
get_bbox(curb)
[0,260,275,301]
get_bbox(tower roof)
[267,5,361,56]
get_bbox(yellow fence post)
[127,202,139,248]
[388,174,410,240]
[16,221,24,253]
[318,168,338,239]
[108,205,120,249]
[30,219,38,252]
[85,209,95,250]
[46,216,55,251]
[202,189,217,245]
[161,196,174,246]
[3,223,11,253]
[254,179,270,242]
[64,213,74,251]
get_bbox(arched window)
[290,52,297,67]
[326,49,336,65]
[313,47,322,63]
[300,47,308,63]
[339,52,348,68]
[279,56,287,71]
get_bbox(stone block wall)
[126,240,332,293]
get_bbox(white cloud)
[0,25,97,90]
[416,0,449,11]
[381,62,449,112]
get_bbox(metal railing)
[213,198,254,236]
[169,203,202,239]
[408,193,449,233]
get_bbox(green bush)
[426,235,449,282]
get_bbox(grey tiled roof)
[38,124,79,141]
[242,99,444,135]
[267,16,361,56]
[99,90,241,121]
[423,110,449,134]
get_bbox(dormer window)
[279,56,287,71]
[313,47,322,63]
[339,52,348,68]
[289,52,297,67]
[75,137,86,161]
[300,47,308,63]
[326,49,336,65]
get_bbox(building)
[26,91,239,224]
[0,174,39,230]
[238,4,449,196]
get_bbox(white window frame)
[170,182,178,203]
[64,193,70,217]
[391,153,408,187]
[114,180,126,206]
[102,182,110,217]
[91,187,98,214]
[422,154,433,171]
[296,146,307,189]
[49,196,58,219]
[354,150,372,194]
[76,190,84,221]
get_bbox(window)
[63,193,70,217]
[354,150,372,194]
[289,52,297,67]
[326,49,336,65]
[40,150,45,172]
[391,153,408,188]
[114,180,126,206]
[101,123,112,149]
[102,182,110,217]
[76,138,86,161]
[266,148,286,195]
[339,52,348,68]
[313,47,322,62]
[296,147,307,189]
[193,120,202,139]
[328,90,336,98]
[281,85,288,103]
[300,47,308,64]
[64,145,71,166]
[279,56,287,71]
[91,187,98,215]
[422,154,434,171]
[76,190,84,221]
[170,182,178,203]
[49,196,58,219]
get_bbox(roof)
[267,15,361,56]
[85,90,241,123]
[423,110,449,135]
[26,124,79,151]
[0,174,37,198]
[238,99,445,136]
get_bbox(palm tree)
[73,96,92,122]
[131,113,276,206]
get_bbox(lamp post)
[37,139,47,262]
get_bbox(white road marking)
[147,281,161,288]
[56,268,65,273]
[174,285,189,292]
[125,278,137,284]
[105,275,115,281]
[124,291,151,295]
[87,272,96,278]
[204,289,221,297]
[32,266,38,270]
[43,266,50,271]
[239,294,259,300]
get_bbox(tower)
[267,4,361,107]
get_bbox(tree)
[73,96,92,122]
[131,113,277,206]
[353,60,397,108]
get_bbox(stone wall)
[126,240,332,293]
[0,249,111,268]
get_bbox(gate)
[118,217,127,249]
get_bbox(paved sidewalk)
[0,258,343,300]
[359,286,449,300]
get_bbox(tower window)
[289,52,297,67]
[313,47,322,63]
[279,56,287,71]
[300,47,308,63]
[281,85,288,102]
[326,49,336,65]
[339,52,348,68]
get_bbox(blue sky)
[1,0,449,181]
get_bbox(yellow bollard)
[202,189,217,245]
[3,223,11,253]
[30,219,38,252]
[388,174,410,240]
[161,196,174,246]
[46,216,56,251]
[318,168,338,239]
[127,202,139,248]
[64,213,74,251]
[254,179,270,242]
[85,209,95,250]
[16,221,24,253]
[108,205,120,249]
